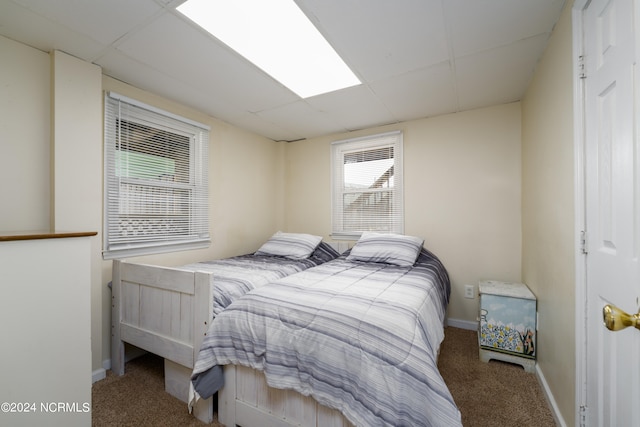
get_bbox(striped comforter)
[179,242,339,316]
[191,248,462,426]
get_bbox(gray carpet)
[92,327,556,426]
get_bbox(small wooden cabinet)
[478,280,536,373]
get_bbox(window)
[103,92,210,259]
[331,131,403,239]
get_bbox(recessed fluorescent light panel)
[177,0,361,98]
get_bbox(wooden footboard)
[111,260,212,375]
[111,260,216,422]
[218,365,354,427]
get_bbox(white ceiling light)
[177,0,361,99]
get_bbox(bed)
[110,233,340,421]
[190,232,462,427]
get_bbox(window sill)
[103,239,210,260]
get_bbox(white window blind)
[331,131,403,239]
[103,92,210,259]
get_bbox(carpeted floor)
[92,327,556,426]
[437,327,556,427]
[91,353,211,427]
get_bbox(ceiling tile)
[114,12,299,113]
[230,111,305,142]
[305,85,397,132]
[97,47,245,120]
[257,100,349,141]
[297,0,449,83]
[370,61,458,121]
[0,0,105,58]
[11,0,163,46]
[455,34,550,110]
[445,0,565,56]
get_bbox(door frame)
[571,1,588,426]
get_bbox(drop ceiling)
[0,0,566,142]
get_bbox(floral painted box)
[478,280,536,373]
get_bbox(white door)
[583,0,640,425]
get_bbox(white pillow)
[347,232,424,267]
[255,232,323,260]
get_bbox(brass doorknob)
[603,304,640,331]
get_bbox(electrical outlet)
[464,284,475,299]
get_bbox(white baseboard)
[92,358,112,383]
[446,317,478,331]
[535,364,567,427]
[92,367,106,384]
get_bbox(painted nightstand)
[478,280,536,373]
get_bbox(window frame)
[330,130,404,240]
[103,92,210,259]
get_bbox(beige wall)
[521,1,575,426]
[285,103,523,323]
[0,36,50,230]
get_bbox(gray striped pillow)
[347,232,424,266]
[255,232,323,259]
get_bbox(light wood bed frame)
[111,259,353,426]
